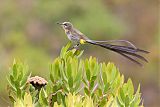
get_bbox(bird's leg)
[69,43,80,50]
[73,43,80,49]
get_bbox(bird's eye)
[64,24,67,26]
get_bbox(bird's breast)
[65,31,79,42]
[65,31,72,40]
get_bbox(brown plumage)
[57,22,149,66]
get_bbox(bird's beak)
[57,22,63,25]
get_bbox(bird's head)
[57,22,73,30]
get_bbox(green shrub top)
[7,42,143,107]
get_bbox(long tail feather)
[87,40,149,54]
[116,51,143,66]
[102,44,148,54]
[86,40,149,66]
[104,44,148,62]
[92,39,137,49]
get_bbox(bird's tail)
[86,40,149,66]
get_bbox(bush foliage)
[7,42,143,107]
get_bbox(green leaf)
[84,87,90,96]
[111,65,117,79]
[46,82,53,95]
[116,97,124,107]
[51,94,57,105]
[14,98,23,107]
[39,88,48,106]
[7,77,16,91]
[99,98,107,107]
[90,81,95,90]
[102,72,107,84]
[74,80,81,94]
[83,96,94,107]
[60,42,71,58]
[50,73,54,83]
[68,76,73,90]
[74,60,83,83]
[15,76,21,86]
[125,95,130,106]
[17,70,23,83]
[66,60,72,78]
[74,70,82,83]
[98,88,103,97]
[127,78,134,96]
[130,84,141,106]
[10,75,15,85]
[57,92,62,104]
[86,70,90,82]
[24,92,33,107]
[91,76,97,82]
[74,50,84,58]
[120,89,125,103]
[85,61,91,81]
[13,64,17,78]
[21,72,31,89]
[85,60,91,81]
[82,78,88,86]
[66,51,74,59]
[17,88,21,99]
[104,83,110,93]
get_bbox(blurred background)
[0,0,159,106]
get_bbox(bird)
[57,21,149,66]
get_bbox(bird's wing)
[73,28,90,40]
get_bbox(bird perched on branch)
[57,22,149,66]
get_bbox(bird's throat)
[65,30,70,35]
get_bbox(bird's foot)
[69,44,80,50]
[69,46,79,50]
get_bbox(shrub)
[7,42,143,107]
